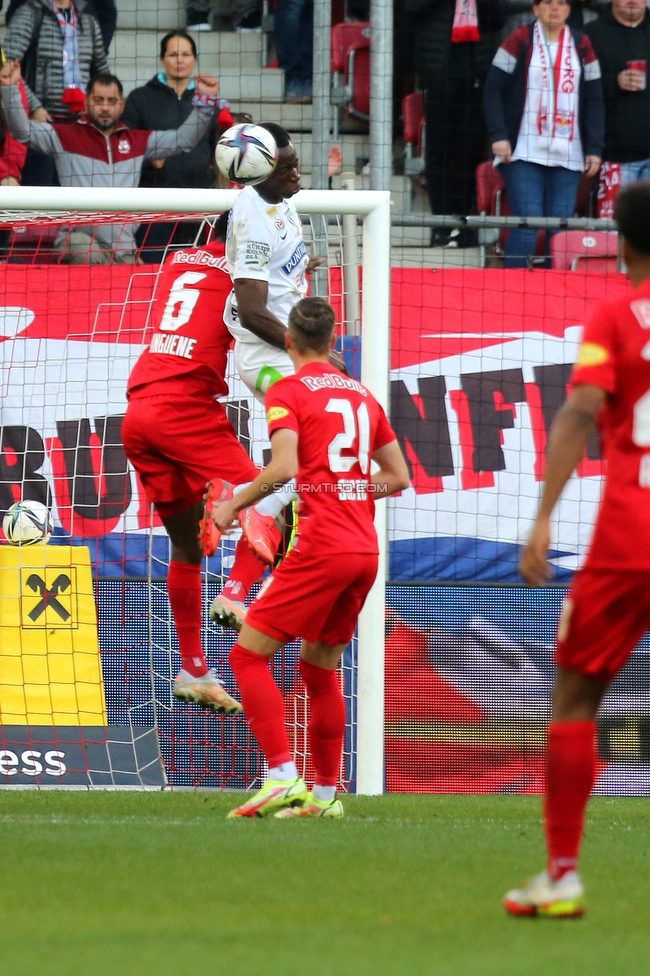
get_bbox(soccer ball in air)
[3,500,53,546]
[215,123,278,186]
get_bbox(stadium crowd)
[0,0,647,262]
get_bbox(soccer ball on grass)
[215,123,278,186]
[3,500,53,545]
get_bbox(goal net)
[0,186,389,791]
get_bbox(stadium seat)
[550,230,620,272]
[476,161,508,267]
[9,223,59,263]
[331,21,371,134]
[574,172,597,218]
[476,161,506,219]
[402,91,425,213]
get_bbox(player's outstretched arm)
[371,440,410,499]
[519,383,606,587]
[211,429,299,531]
[234,278,288,350]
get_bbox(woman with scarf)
[484,0,604,267]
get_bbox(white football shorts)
[234,340,295,404]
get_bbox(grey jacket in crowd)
[4,0,108,116]
[1,82,214,252]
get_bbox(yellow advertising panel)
[0,546,107,726]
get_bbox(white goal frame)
[0,185,391,796]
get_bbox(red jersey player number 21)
[209,297,409,820]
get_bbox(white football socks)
[312,785,336,803]
[269,761,299,782]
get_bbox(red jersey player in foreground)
[122,225,273,715]
[506,180,650,918]
[210,297,409,818]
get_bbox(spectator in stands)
[3,0,108,186]
[484,0,604,268]
[233,0,262,32]
[186,0,212,32]
[585,0,650,188]
[275,0,313,103]
[4,0,116,52]
[0,64,219,263]
[121,30,234,263]
[405,0,506,248]
[502,0,605,38]
[0,76,29,258]
[0,76,28,186]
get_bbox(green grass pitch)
[1,791,648,976]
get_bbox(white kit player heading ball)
[224,182,308,399]
[210,123,346,630]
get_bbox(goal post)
[0,185,391,795]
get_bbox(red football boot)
[199,479,234,556]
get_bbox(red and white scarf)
[452,0,480,43]
[530,20,580,158]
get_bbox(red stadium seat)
[550,230,619,272]
[476,161,509,266]
[331,21,371,123]
[475,160,506,218]
[402,91,425,212]
[402,91,425,172]
[9,224,59,263]
[574,172,597,218]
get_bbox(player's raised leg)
[163,502,243,714]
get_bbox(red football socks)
[222,536,267,603]
[229,642,293,768]
[545,719,598,880]
[167,561,208,677]
[300,659,346,788]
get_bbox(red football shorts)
[246,549,378,647]
[122,393,258,518]
[555,567,650,682]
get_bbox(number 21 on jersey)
[326,397,370,500]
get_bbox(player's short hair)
[258,122,292,149]
[87,73,123,96]
[615,181,650,256]
[160,29,197,60]
[288,298,335,353]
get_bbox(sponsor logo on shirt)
[245,241,271,267]
[281,241,307,276]
[267,406,290,423]
[172,249,225,269]
[300,372,367,396]
[117,138,131,154]
[576,342,609,367]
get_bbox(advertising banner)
[0,265,629,582]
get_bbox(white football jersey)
[223,185,309,345]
